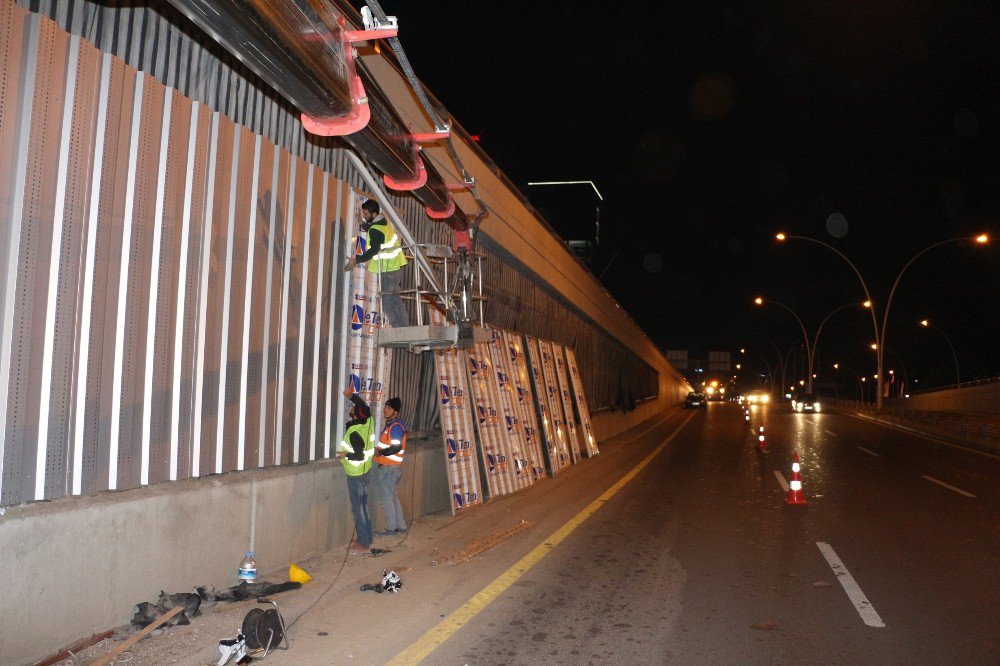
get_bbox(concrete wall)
[892,381,1000,416]
[0,436,449,665]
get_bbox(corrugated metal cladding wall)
[0,1,657,507]
[0,2,378,507]
[476,236,658,412]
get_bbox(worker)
[343,199,409,328]
[374,397,408,537]
[337,387,376,551]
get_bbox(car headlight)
[814,403,821,412]
[761,395,770,404]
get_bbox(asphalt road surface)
[422,403,1000,665]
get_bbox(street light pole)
[921,319,961,388]
[755,297,813,392]
[746,331,786,396]
[812,301,871,384]
[776,232,989,412]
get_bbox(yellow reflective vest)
[366,219,408,274]
[339,418,375,476]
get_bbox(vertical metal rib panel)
[175,102,209,481]
[236,133,262,471]
[323,179,344,459]
[106,68,142,490]
[0,7,36,506]
[50,32,99,499]
[219,127,253,473]
[169,98,197,481]
[292,165,314,464]
[36,31,78,499]
[274,157,296,466]
[309,172,329,461]
[191,110,220,478]
[139,80,171,486]
[147,88,188,486]
[86,56,131,496]
[70,44,107,496]
[214,119,240,475]
[257,145,282,469]
[242,136,271,470]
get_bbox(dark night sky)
[372,1,1000,391]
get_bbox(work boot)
[350,541,371,552]
[374,530,395,537]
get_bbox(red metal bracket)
[300,17,376,137]
[344,28,398,43]
[383,155,428,191]
[453,229,472,251]
[446,180,474,192]
[426,198,456,219]
[301,75,370,136]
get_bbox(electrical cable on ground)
[285,472,370,632]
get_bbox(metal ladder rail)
[343,150,459,320]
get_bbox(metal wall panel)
[46,34,99,497]
[242,137,274,470]
[120,74,165,490]
[177,100,209,481]
[220,126,254,474]
[0,6,35,504]
[260,148,290,469]
[207,116,236,475]
[5,12,64,502]
[294,166,319,463]
[145,87,184,486]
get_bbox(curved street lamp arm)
[786,235,879,342]
[879,238,962,360]
[761,298,812,390]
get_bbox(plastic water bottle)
[238,551,257,582]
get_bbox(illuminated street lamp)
[775,232,989,412]
[920,319,961,388]
[754,296,814,392]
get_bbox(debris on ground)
[432,519,535,565]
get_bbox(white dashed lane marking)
[772,470,789,493]
[823,429,837,437]
[857,446,881,457]
[921,475,976,498]
[816,542,886,628]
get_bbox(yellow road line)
[387,411,696,665]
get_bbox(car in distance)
[685,391,707,408]
[792,394,821,413]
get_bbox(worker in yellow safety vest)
[374,397,408,537]
[337,387,376,551]
[343,199,409,328]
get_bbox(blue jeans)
[379,269,409,328]
[378,464,405,531]
[346,472,373,546]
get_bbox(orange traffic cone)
[786,452,807,505]
[757,425,767,451]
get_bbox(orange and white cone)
[786,452,808,505]
[757,425,767,451]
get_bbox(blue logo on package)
[353,235,367,256]
[351,305,364,331]
[440,384,451,405]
